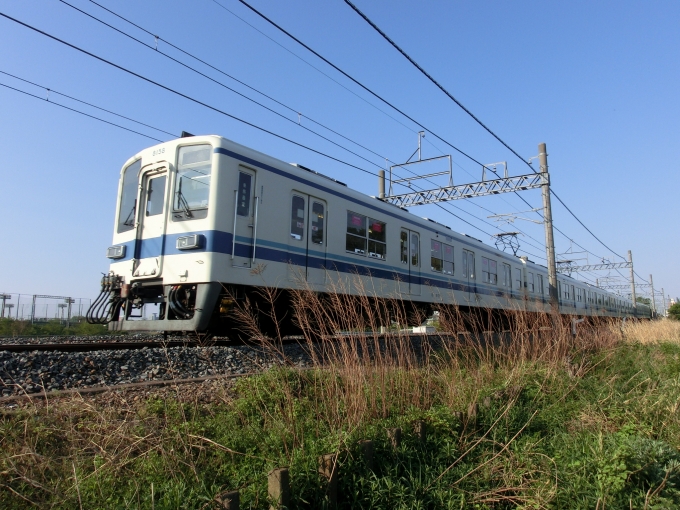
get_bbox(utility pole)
[650,274,656,318]
[0,293,10,318]
[629,250,636,312]
[662,289,667,316]
[539,143,558,312]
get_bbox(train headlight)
[106,245,126,259]
[177,234,203,250]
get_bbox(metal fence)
[0,293,92,324]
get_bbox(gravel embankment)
[0,343,313,397]
[0,333,178,346]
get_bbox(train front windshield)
[173,144,212,219]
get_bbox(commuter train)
[86,134,650,335]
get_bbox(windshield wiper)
[123,200,136,226]
[175,178,193,218]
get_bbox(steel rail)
[0,340,235,353]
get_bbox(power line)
[58,0,393,175]
[549,190,626,261]
[204,0,416,134]
[343,0,632,264]
[75,0,413,170]
[0,69,176,138]
[0,10,384,180]
[3,8,630,268]
[235,0,489,171]
[232,0,590,256]
[55,1,545,243]
[0,80,167,142]
[343,0,532,171]
[0,11,508,243]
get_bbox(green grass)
[3,338,680,508]
[0,318,109,337]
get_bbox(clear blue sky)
[0,0,677,308]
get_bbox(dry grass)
[622,318,680,344]
[3,274,678,508]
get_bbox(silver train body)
[90,135,650,333]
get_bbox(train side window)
[537,274,544,295]
[431,240,443,272]
[463,250,475,279]
[514,268,522,290]
[400,231,408,264]
[311,202,324,245]
[236,172,252,217]
[146,175,166,217]
[527,272,534,292]
[482,257,498,284]
[346,211,367,254]
[368,218,386,259]
[118,158,141,233]
[502,263,511,287]
[410,233,420,266]
[290,195,305,240]
[443,243,454,275]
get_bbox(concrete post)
[216,490,240,510]
[378,169,386,199]
[539,143,559,313]
[358,440,374,471]
[650,275,656,317]
[629,251,636,313]
[267,468,289,510]
[387,427,402,449]
[318,454,338,505]
[414,420,427,444]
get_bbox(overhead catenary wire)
[231,0,626,266]
[0,12,510,243]
[343,0,633,264]
[0,69,177,138]
[0,81,167,142]
[57,0,392,175]
[0,10,385,181]
[0,9,631,270]
[43,2,543,244]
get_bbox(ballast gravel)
[0,343,312,397]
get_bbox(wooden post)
[318,454,338,506]
[358,440,374,471]
[387,427,402,449]
[414,420,427,444]
[216,491,240,510]
[467,402,479,425]
[267,468,289,510]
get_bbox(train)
[86,134,651,336]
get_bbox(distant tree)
[669,303,680,321]
[636,297,651,306]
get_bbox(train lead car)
[86,135,650,335]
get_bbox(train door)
[399,229,421,296]
[462,249,475,302]
[288,193,327,284]
[232,168,256,268]
[306,197,327,284]
[133,164,168,278]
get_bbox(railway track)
[0,339,235,353]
